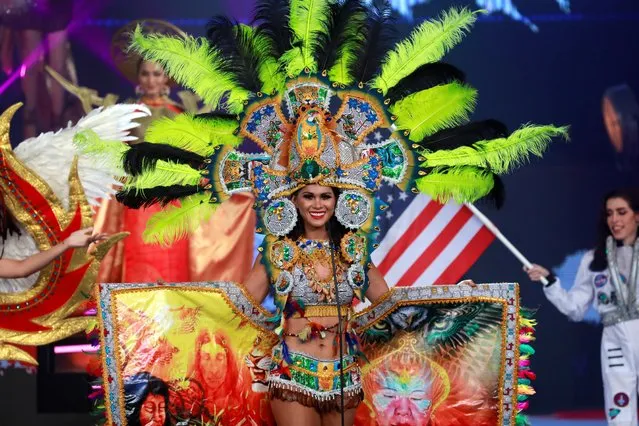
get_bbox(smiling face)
[606,196,639,245]
[292,184,336,234]
[137,61,168,98]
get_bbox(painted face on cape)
[199,338,229,387]
[139,393,167,426]
[372,367,434,426]
[606,197,639,244]
[293,184,336,231]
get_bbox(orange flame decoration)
[0,104,126,364]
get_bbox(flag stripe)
[382,203,462,286]
[395,207,472,287]
[375,196,441,275]
[434,226,495,284]
[415,211,487,285]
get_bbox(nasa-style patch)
[609,408,621,420]
[595,274,608,288]
[615,392,630,407]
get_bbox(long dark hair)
[0,194,21,258]
[286,186,348,249]
[124,372,171,426]
[590,188,639,271]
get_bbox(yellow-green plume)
[130,26,250,114]
[241,24,287,95]
[371,8,479,95]
[125,161,202,192]
[421,124,569,173]
[389,82,477,142]
[73,129,128,173]
[143,192,216,246]
[145,115,241,157]
[416,166,494,203]
[280,0,332,77]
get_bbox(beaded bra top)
[287,239,355,309]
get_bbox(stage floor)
[530,416,607,426]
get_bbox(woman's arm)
[526,256,595,322]
[243,254,270,303]
[0,227,106,279]
[365,263,390,304]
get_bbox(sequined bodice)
[288,239,355,307]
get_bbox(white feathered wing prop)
[0,103,150,294]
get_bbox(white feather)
[14,104,150,208]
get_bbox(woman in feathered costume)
[84,0,567,424]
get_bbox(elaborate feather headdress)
[85,1,567,299]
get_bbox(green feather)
[125,160,202,191]
[389,82,477,142]
[326,8,367,86]
[129,26,250,114]
[281,0,331,77]
[143,192,216,245]
[145,114,241,157]
[520,344,536,355]
[73,129,128,173]
[422,125,569,173]
[415,166,494,203]
[240,24,287,95]
[372,8,480,94]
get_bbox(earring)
[135,85,144,97]
[161,86,170,97]
[336,190,371,229]
[263,198,298,237]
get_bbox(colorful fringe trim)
[85,315,107,425]
[516,306,537,426]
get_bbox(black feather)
[252,0,292,58]
[317,0,368,74]
[486,174,505,209]
[116,185,201,209]
[420,120,509,151]
[385,62,466,104]
[123,143,206,176]
[0,197,20,246]
[195,111,239,121]
[351,1,399,84]
[206,16,263,93]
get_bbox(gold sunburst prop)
[0,104,127,364]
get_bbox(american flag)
[372,182,496,288]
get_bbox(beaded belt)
[601,308,639,327]
[290,305,353,318]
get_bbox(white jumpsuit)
[544,245,639,425]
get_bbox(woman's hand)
[456,279,476,287]
[524,264,550,282]
[64,227,107,248]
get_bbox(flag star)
[399,191,408,201]
[385,210,394,220]
[386,194,394,203]
[374,131,383,141]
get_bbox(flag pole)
[465,203,548,285]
